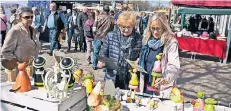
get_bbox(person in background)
[139,13,180,95]
[1,7,41,71]
[135,12,143,35]
[69,9,79,52]
[94,10,100,21]
[84,12,95,64]
[77,7,88,52]
[43,2,67,56]
[100,11,142,89]
[92,5,114,70]
[31,7,41,40]
[66,9,74,52]
[208,17,214,34]
[142,12,149,31]
[114,4,129,22]
[9,8,17,28]
[0,6,7,46]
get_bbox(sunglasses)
[22,16,33,20]
[151,27,163,32]
[118,25,133,31]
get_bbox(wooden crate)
[0,82,87,111]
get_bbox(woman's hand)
[97,60,105,68]
[154,78,168,88]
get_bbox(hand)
[22,57,34,66]
[1,58,18,70]
[154,78,168,88]
[97,61,105,68]
[33,26,38,30]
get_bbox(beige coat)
[139,36,180,98]
[1,23,41,62]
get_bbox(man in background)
[77,7,88,52]
[43,2,67,56]
[92,5,114,70]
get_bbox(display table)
[0,82,87,111]
[176,37,227,59]
[121,102,193,111]
[120,90,231,111]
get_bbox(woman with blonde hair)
[139,13,180,95]
[100,11,142,89]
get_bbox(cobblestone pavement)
[1,42,231,106]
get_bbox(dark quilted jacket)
[100,29,142,89]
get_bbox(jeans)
[49,29,61,53]
[67,28,75,50]
[86,40,93,63]
[92,40,102,67]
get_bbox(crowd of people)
[0,3,180,95]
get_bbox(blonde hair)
[117,11,136,27]
[143,13,173,45]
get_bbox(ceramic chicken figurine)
[192,91,205,111]
[73,69,83,84]
[12,62,32,92]
[204,98,217,111]
[151,53,162,86]
[128,68,139,100]
[83,73,94,95]
[170,86,184,103]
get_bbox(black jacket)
[45,11,65,31]
[77,12,88,30]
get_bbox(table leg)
[193,53,196,60]
[191,52,193,60]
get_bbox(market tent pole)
[223,21,231,64]
[173,9,178,24]
[181,13,185,29]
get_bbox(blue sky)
[148,0,171,7]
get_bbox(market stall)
[1,49,231,111]
[172,6,231,63]
[176,37,227,59]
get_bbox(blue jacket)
[100,29,142,82]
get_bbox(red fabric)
[172,0,231,7]
[176,37,227,59]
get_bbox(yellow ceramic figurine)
[73,69,83,84]
[128,68,139,99]
[170,86,184,103]
[83,73,94,95]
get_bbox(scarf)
[116,30,135,86]
[148,38,162,50]
[139,37,163,76]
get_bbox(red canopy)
[172,0,231,8]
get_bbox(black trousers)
[79,29,87,52]
[1,31,6,46]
